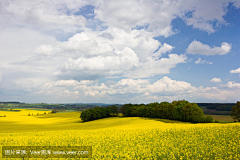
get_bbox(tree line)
[80,100,214,123]
[120,100,213,123]
[80,105,118,122]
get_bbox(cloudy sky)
[0,0,240,104]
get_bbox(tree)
[106,107,112,117]
[182,103,193,122]
[100,107,107,118]
[172,105,183,120]
[93,106,102,119]
[230,101,240,122]
[110,105,119,116]
[190,103,204,123]
[120,104,132,116]
[80,110,91,122]
[165,103,174,119]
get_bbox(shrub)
[205,115,213,123]
[200,115,213,123]
[51,109,60,113]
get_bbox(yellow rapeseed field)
[0,109,240,160]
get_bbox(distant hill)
[0,101,21,104]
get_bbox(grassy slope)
[0,109,235,133]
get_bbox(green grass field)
[0,109,240,159]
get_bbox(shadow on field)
[139,117,190,123]
[74,120,83,123]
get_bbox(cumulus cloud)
[230,67,240,73]
[63,90,79,98]
[75,76,196,97]
[33,28,185,80]
[153,43,174,58]
[63,76,195,97]
[1,0,234,37]
[123,54,187,79]
[186,40,231,55]
[147,76,195,93]
[195,58,213,64]
[35,32,114,57]
[24,3,87,31]
[4,72,239,103]
[54,47,140,79]
[225,81,240,89]
[55,80,93,87]
[210,78,222,83]
[35,28,161,60]
[94,0,232,36]
[0,0,92,34]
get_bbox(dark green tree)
[100,107,107,118]
[182,103,193,122]
[110,105,119,116]
[120,103,132,116]
[165,103,174,119]
[190,103,204,123]
[230,101,240,122]
[80,110,91,122]
[106,106,112,117]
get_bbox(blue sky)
[0,0,240,103]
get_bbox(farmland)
[208,115,235,122]
[0,109,240,159]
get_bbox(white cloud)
[53,52,187,80]
[233,1,240,8]
[153,43,174,57]
[0,0,239,103]
[186,40,231,55]
[54,47,140,79]
[0,71,2,82]
[210,78,222,83]
[35,28,161,60]
[25,4,87,31]
[72,76,196,97]
[33,29,184,80]
[147,76,195,93]
[63,90,79,98]
[55,80,93,87]
[1,0,92,34]
[230,67,240,73]
[3,73,240,103]
[94,0,231,36]
[105,28,161,61]
[195,58,213,64]
[225,81,240,89]
[1,0,234,37]
[122,54,187,79]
